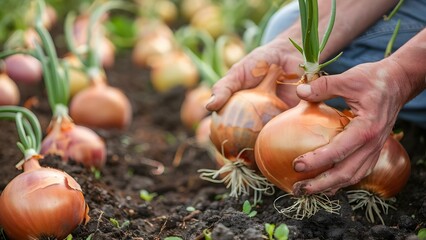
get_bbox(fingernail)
[205,95,215,108]
[294,162,305,172]
[297,84,312,97]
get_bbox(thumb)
[296,74,341,102]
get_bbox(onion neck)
[303,61,320,83]
[16,151,42,171]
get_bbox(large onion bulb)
[0,156,90,240]
[199,63,289,202]
[255,99,351,193]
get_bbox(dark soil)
[1,44,426,240]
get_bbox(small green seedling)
[91,167,102,180]
[164,237,183,240]
[203,229,212,240]
[139,189,158,202]
[66,234,73,240]
[242,200,257,217]
[109,218,130,229]
[265,223,289,240]
[418,228,426,240]
[86,233,94,240]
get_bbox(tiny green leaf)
[265,223,275,239]
[418,228,426,240]
[248,210,257,217]
[242,200,252,214]
[164,237,183,240]
[109,218,120,228]
[140,189,157,202]
[274,224,289,240]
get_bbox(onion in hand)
[254,0,344,219]
[199,63,289,203]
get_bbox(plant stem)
[0,106,42,154]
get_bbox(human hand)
[205,42,303,111]
[292,59,413,196]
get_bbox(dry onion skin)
[346,133,411,224]
[0,156,90,240]
[254,0,345,219]
[199,63,289,203]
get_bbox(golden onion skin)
[255,100,350,193]
[0,157,89,240]
[210,64,289,169]
[70,83,132,130]
[350,134,411,199]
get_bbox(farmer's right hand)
[205,42,303,111]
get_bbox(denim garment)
[261,0,426,128]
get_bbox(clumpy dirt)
[1,46,426,240]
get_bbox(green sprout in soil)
[242,200,257,217]
[203,229,213,240]
[265,223,289,240]
[418,228,426,240]
[139,189,158,202]
[109,218,130,229]
[164,237,183,240]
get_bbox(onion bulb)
[69,70,132,130]
[72,14,115,68]
[41,116,107,169]
[199,63,289,202]
[222,36,246,69]
[132,22,177,68]
[255,97,351,193]
[346,133,411,224]
[190,4,225,38]
[0,155,90,240]
[150,50,199,93]
[3,29,43,84]
[180,84,212,130]
[62,53,90,97]
[5,54,43,84]
[0,72,20,105]
[180,0,211,21]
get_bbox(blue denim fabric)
[262,0,426,128]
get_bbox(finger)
[205,65,262,111]
[293,147,380,196]
[296,74,345,102]
[293,120,370,173]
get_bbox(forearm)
[386,28,426,103]
[270,0,399,61]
